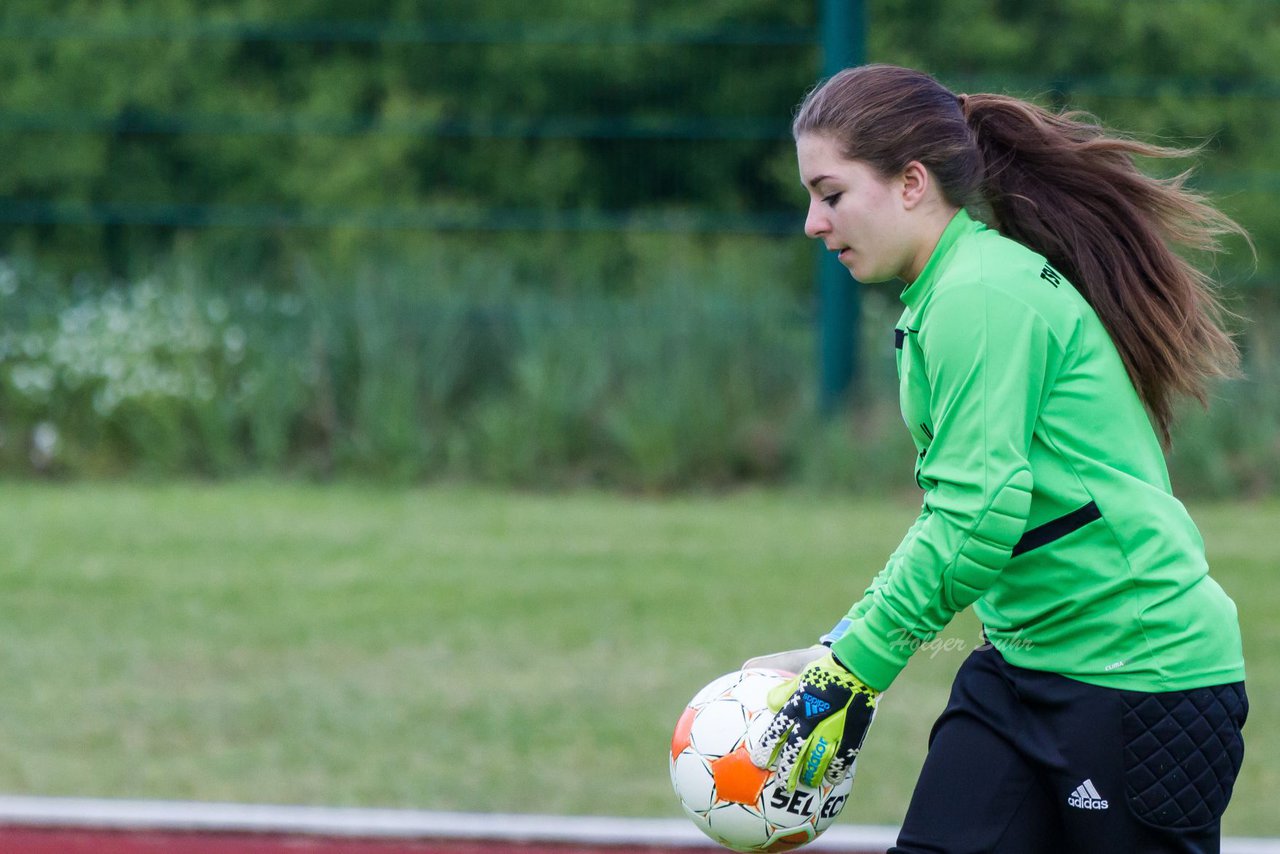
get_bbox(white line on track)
[0,796,1274,853]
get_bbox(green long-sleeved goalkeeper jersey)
[829,209,1245,693]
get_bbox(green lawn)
[0,482,1275,836]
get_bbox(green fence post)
[817,0,866,413]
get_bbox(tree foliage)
[0,0,1274,280]
[0,1,1277,491]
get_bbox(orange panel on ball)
[709,745,771,805]
[670,706,697,760]
[766,830,813,852]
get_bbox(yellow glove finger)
[786,714,844,790]
[766,674,802,712]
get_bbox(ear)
[899,161,930,210]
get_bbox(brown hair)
[794,64,1248,447]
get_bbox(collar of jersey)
[898,207,985,310]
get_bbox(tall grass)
[0,246,1276,496]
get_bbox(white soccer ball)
[669,668,855,853]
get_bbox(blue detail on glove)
[801,736,830,787]
[802,694,831,718]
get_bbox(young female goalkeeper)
[748,64,1249,853]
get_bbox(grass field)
[0,482,1275,836]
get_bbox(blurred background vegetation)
[0,0,1277,496]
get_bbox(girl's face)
[796,133,926,284]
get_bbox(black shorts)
[889,645,1248,854]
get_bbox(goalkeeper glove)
[749,652,878,790]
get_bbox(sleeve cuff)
[829,613,914,693]
[819,617,852,646]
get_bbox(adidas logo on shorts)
[1067,779,1109,810]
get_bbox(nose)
[804,201,829,239]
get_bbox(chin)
[851,267,894,284]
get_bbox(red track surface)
[0,828,720,854]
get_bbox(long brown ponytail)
[794,65,1249,447]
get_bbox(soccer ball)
[669,668,854,853]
